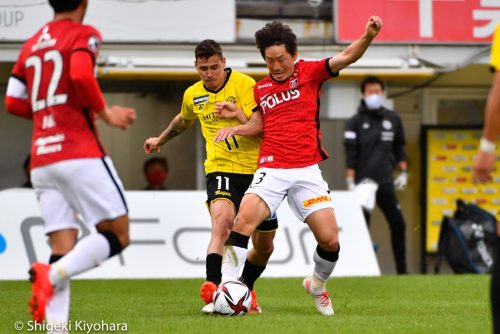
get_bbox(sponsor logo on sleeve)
[88,35,100,52]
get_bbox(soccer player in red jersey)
[216,17,383,316]
[5,0,136,326]
[144,40,277,314]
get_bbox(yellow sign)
[425,128,500,252]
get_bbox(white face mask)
[364,94,383,110]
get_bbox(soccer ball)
[213,280,252,316]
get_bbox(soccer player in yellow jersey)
[472,24,500,334]
[144,40,277,314]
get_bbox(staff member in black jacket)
[344,76,408,274]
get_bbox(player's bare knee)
[212,218,233,239]
[254,241,274,259]
[51,244,74,255]
[117,232,130,249]
[48,229,78,254]
[252,228,276,253]
[318,238,339,252]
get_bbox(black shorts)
[205,172,278,232]
[206,172,253,211]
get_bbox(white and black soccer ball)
[213,280,252,316]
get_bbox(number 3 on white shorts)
[253,172,266,185]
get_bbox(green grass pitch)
[0,275,491,334]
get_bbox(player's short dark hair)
[255,21,297,59]
[360,76,386,93]
[195,40,223,61]
[143,157,169,173]
[48,0,83,13]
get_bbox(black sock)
[206,253,223,285]
[49,254,63,264]
[240,259,266,291]
[100,231,123,257]
[316,244,340,262]
[225,231,250,249]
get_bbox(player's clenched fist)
[472,151,495,184]
[215,102,236,119]
[144,137,162,154]
[103,105,136,130]
[366,16,383,38]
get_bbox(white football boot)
[302,276,334,316]
[201,302,215,314]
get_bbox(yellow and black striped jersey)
[491,24,500,71]
[181,69,261,174]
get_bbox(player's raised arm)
[329,16,383,74]
[144,113,195,154]
[214,110,263,143]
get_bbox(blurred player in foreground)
[144,40,277,314]
[5,0,136,328]
[472,23,500,334]
[216,17,382,316]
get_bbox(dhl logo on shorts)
[303,195,331,208]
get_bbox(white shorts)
[245,164,334,222]
[31,157,128,234]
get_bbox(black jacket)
[344,100,407,185]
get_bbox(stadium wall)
[0,189,380,280]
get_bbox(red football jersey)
[11,20,105,168]
[254,59,337,169]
